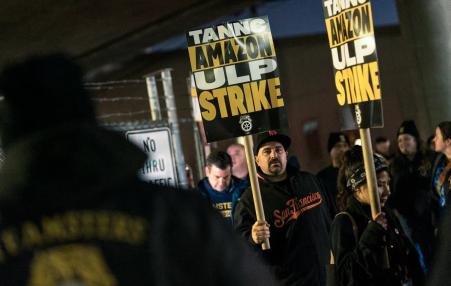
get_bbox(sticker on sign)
[126,128,178,187]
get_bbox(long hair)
[336,145,389,211]
[437,121,451,140]
[336,146,364,211]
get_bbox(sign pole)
[243,135,270,250]
[144,75,162,121]
[359,128,389,268]
[161,69,189,189]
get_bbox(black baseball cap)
[254,131,291,155]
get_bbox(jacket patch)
[28,244,118,286]
[273,192,323,228]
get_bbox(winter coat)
[428,204,451,286]
[330,196,424,286]
[431,153,451,226]
[234,166,331,286]
[198,176,248,224]
[389,152,434,266]
[317,165,339,214]
[0,122,278,286]
[389,153,433,222]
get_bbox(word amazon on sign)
[323,0,383,130]
[187,16,288,142]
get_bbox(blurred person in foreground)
[234,131,331,286]
[331,145,424,286]
[0,54,277,286]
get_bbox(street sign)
[126,127,178,187]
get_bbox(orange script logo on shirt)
[273,192,323,228]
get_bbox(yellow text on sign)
[325,3,374,48]
[335,61,381,106]
[188,32,276,72]
[198,77,284,121]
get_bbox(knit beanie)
[397,120,420,140]
[327,132,350,153]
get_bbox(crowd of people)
[0,54,449,286]
[199,120,451,286]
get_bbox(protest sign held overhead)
[322,0,383,130]
[187,16,288,142]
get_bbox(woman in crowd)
[428,121,451,286]
[389,120,434,272]
[431,121,451,228]
[331,145,424,286]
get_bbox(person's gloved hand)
[360,212,387,249]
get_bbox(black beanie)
[0,54,95,147]
[327,132,350,153]
[397,120,420,140]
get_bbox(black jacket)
[389,152,434,264]
[234,166,331,286]
[428,204,451,286]
[317,165,339,214]
[389,153,433,221]
[330,197,424,286]
[0,123,278,286]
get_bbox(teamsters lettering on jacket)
[0,210,148,261]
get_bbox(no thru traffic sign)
[126,128,178,187]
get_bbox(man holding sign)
[234,131,331,286]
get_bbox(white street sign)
[126,128,178,187]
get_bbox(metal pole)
[161,69,189,189]
[144,75,162,121]
[193,123,205,180]
[244,135,270,250]
[187,75,206,181]
[359,128,389,268]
